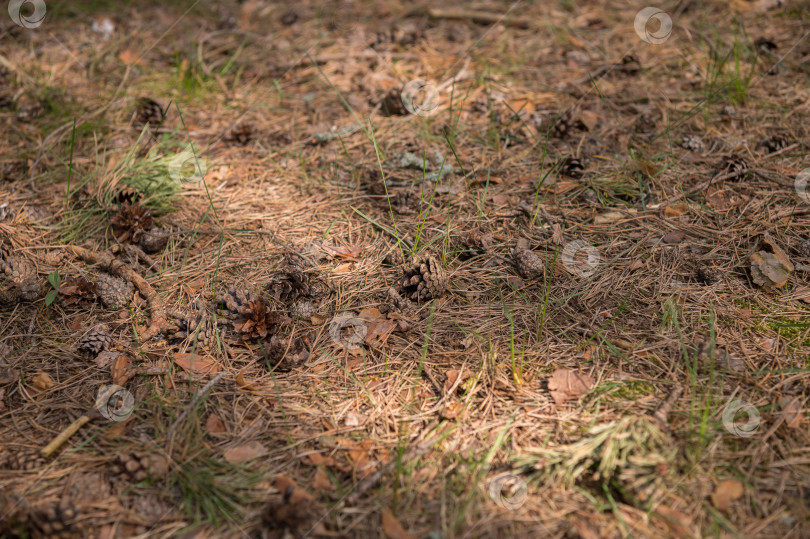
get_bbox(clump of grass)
[59,133,190,242]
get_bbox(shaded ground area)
[1,0,809,537]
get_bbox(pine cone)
[617,54,641,75]
[138,226,169,254]
[110,201,154,244]
[266,262,311,303]
[133,97,165,129]
[28,503,80,539]
[167,309,219,352]
[58,276,98,307]
[77,324,113,356]
[96,273,133,309]
[798,239,810,259]
[396,256,448,301]
[380,88,408,116]
[225,123,255,145]
[756,135,789,154]
[263,335,309,372]
[0,249,40,304]
[112,452,169,482]
[512,248,545,280]
[217,289,283,339]
[718,156,748,179]
[551,110,584,139]
[114,187,139,206]
[0,160,24,182]
[2,447,46,471]
[390,188,420,215]
[558,157,585,179]
[679,135,705,152]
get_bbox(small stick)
[40,410,100,458]
[426,8,530,29]
[652,385,684,429]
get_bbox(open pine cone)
[217,288,284,339]
[110,201,154,244]
[133,97,165,129]
[166,308,219,352]
[0,241,40,304]
[28,503,81,539]
[77,324,113,357]
[396,256,448,301]
[112,451,169,482]
[225,123,255,145]
[2,447,46,471]
[266,261,311,303]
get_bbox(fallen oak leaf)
[547,368,594,405]
[749,234,794,291]
[223,441,267,463]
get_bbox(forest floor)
[1,0,809,537]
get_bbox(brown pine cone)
[77,324,113,357]
[756,135,790,154]
[110,201,154,244]
[133,97,166,129]
[167,309,219,352]
[396,256,448,301]
[266,262,311,303]
[718,155,748,179]
[263,335,310,372]
[0,250,40,304]
[138,226,169,254]
[217,288,284,339]
[558,157,585,179]
[380,88,408,116]
[28,503,81,539]
[512,248,545,280]
[96,273,132,309]
[2,447,46,471]
[225,123,255,145]
[551,110,584,139]
[112,452,169,482]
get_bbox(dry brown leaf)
[594,209,635,224]
[547,368,594,405]
[117,49,144,66]
[223,441,266,463]
[0,366,18,385]
[313,467,335,492]
[111,354,133,385]
[634,159,659,178]
[236,372,257,390]
[332,262,355,274]
[33,370,55,391]
[205,414,227,435]
[664,203,687,217]
[302,452,337,468]
[791,285,810,303]
[323,244,363,260]
[273,475,314,504]
[653,505,697,538]
[444,369,469,393]
[382,508,416,539]
[710,479,744,511]
[173,352,220,375]
[440,401,463,419]
[69,314,86,331]
[578,110,600,132]
[662,231,685,244]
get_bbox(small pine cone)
[380,88,408,116]
[16,94,43,121]
[718,156,748,179]
[78,324,113,357]
[267,263,311,303]
[110,201,154,244]
[461,230,494,256]
[551,110,584,139]
[0,254,40,304]
[112,452,169,482]
[397,256,448,301]
[3,448,46,471]
[280,9,298,26]
[618,54,641,75]
[28,503,80,539]
[695,265,717,285]
[133,98,165,129]
[756,135,790,154]
[679,135,705,152]
[1,160,24,182]
[167,310,219,352]
[114,187,139,206]
[217,288,286,339]
[798,239,810,259]
[390,188,420,215]
[558,157,585,179]
[96,273,133,309]
[138,226,169,254]
[512,248,545,280]
[263,335,310,372]
[225,123,255,145]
